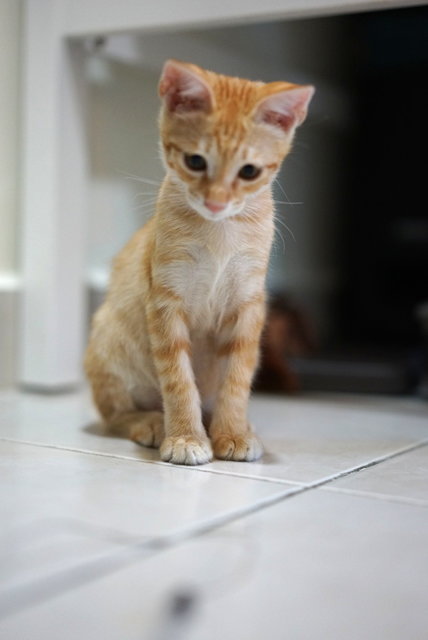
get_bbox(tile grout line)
[0,485,300,621]
[313,438,428,484]
[297,439,428,495]
[320,485,428,508]
[1,439,427,620]
[0,436,301,487]
[1,435,428,488]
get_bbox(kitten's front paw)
[130,411,164,448]
[160,435,213,466]
[213,433,263,462]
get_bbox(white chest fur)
[156,223,268,331]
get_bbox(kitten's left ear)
[159,60,213,114]
[255,84,315,134]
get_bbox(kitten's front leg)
[210,295,265,462]
[147,287,212,465]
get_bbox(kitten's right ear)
[255,84,315,134]
[159,60,213,114]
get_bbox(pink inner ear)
[159,61,212,114]
[262,111,296,131]
[256,85,315,133]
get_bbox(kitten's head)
[158,60,314,222]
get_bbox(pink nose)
[204,199,227,214]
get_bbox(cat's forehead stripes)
[208,76,261,145]
[204,72,263,111]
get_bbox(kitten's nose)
[204,199,226,214]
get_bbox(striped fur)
[85,60,313,465]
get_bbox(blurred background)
[1,2,427,395]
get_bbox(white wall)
[86,58,162,287]
[0,1,22,385]
[0,0,21,276]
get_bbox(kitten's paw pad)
[160,436,213,466]
[130,412,164,448]
[213,433,263,462]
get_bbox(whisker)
[118,171,162,187]
[273,224,286,254]
[133,204,158,211]
[274,178,302,206]
[133,195,159,203]
[134,191,158,198]
[133,196,158,206]
[274,178,288,200]
[132,201,158,212]
[274,200,303,206]
[274,216,297,243]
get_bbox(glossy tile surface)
[0,440,289,538]
[0,388,427,639]
[1,490,426,640]
[214,394,428,482]
[1,390,427,484]
[0,389,153,460]
[326,443,428,504]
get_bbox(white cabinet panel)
[62,0,427,36]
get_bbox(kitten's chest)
[158,242,263,329]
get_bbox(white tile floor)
[0,388,427,639]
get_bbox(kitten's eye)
[238,164,262,181]
[184,154,207,172]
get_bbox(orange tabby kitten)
[85,60,314,465]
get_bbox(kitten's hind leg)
[86,363,164,447]
[111,411,164,448]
